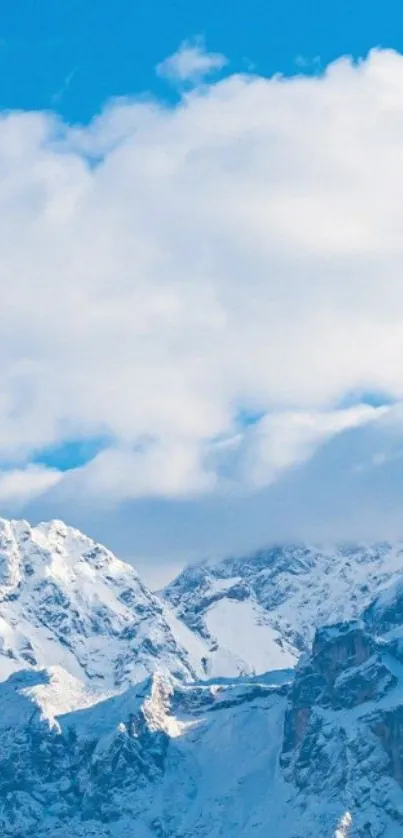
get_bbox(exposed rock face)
[279,606,403,837]
[372,707,403,789]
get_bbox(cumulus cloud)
[2,48,403,518]
[156,37,227,84]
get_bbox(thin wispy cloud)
[51,66,78,104]
[156,37,227,84]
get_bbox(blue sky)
[2,2,403,584]
[1,0,403,121]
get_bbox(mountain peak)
[0,516,204,688]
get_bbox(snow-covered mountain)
[0,518,206,688]
[3,515,403,686]
[163,543,403,677]
[4,581,403,836]
[3,518,403,835]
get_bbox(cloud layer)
[2,46,403,535]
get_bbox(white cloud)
[2,49,403,510]
[156,38,227,84]
[61,440,216,503]
[211,404,388,490]
[0,466,62,506]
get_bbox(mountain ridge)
[163,541,403,677]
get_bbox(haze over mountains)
[1,517,403,836]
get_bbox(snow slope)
[163,543,403,676]
[204,597,295,675]
[0,668,292,837]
